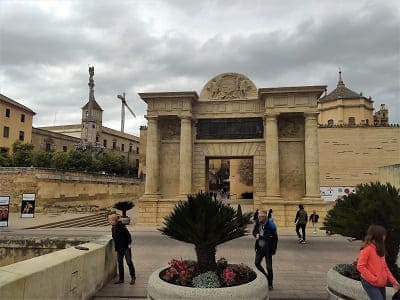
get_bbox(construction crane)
[117,92,136,133]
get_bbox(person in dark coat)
[108,214,136,285]
[253,210,278,290]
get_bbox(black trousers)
[296,223,306,241]
[254,246,273,286]
[117,248,136,280]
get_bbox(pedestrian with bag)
[253,210,278,290]
[108,213,136,285]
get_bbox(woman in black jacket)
[108,214,136,285]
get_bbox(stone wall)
[379,164,400,188]
[0,236,93,267]
[0,236,116,300]
[0,168,144,213]
[318,127,400,186]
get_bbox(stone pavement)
[2,213,362,299]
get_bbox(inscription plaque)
[196,118,263,139]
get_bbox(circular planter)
[147,267,269,300]
[327,268,395,300]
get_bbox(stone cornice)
[138,91,198,103]
[259,85,327,98]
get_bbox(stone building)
[35,67,140,172]
[0,93,36,153]
[138,73,328,225]
[318,71,374,126]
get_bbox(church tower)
[81,66,103,143]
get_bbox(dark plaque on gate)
[196,118,264,139]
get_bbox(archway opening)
[206,157,254,205]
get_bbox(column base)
[301,196,324,203]
[141,193,161,202]
[261,195,283,204]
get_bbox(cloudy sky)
[1,0,399,136]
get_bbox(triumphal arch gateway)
[139,73,330,226]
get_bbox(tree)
[32,151,53,168]
[160,192,251,273]
[12,141,34,166]
[0,152,12,167]
[68,150,93,171]
[239,158,253,186]
[51,151,70,170]
[322,182,400,280]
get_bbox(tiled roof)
[0,93,36,114]
[82,99,103,111]
[319,71,372,103]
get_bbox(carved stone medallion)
[200,73,257,100]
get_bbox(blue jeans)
[361,277,386,300]
[117,248,135,280]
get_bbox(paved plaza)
[3,212,364,299]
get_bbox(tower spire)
[337,67,345,87]
[88,65,95,121]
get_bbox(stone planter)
[327,267,396,300]
[147,267,269,300]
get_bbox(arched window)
[348,117,355,126]
[327,119,334,127]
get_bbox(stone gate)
[138,73,330,226]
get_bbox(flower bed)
[159,258,256,288]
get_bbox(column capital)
[304,112,319,119]
[145,115,158,120]
[179,115,193,121]
[264,112,279,120]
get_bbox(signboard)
[21,193,36,218]
[0,196,10,227]
[320,186,356,202]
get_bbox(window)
[96,135,99,142]
[21,114,25,122]
[327,119,334,127]
[5,108,10,118]
[348,117,355,126]
[19,131,25,141]
[129,145,133,152]
[136,147,139,154]
[45,143,51,152]
[112,141,117,150]
[3,126,10,138]
[136,159,139,168]
[366,119,369,125]
[121,144,125,152]
[103,139,107,147]
[63,146,67,152]
[85,111,88,117]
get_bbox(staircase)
[26,212,110,229]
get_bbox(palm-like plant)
[323,182,400,280]
[160,192,251,273]
[113,200,135,217]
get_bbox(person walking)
[309,210,319,234]
[357,225,399,300]
[294,204,308,244]
[108,214,136,285]
[253,209,259,223]
[253,210,278,290]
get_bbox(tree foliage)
[239,159,253,186]
[159,192,251,273]
[113,200,135,217]
[12,141,34,166]
[322,182,400,280]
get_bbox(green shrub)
[323,182,400,281]
[192,271,221,288]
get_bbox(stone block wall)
[0,168,144,213]
[318,127,400,186]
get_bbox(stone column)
[265,113,280,197]
[144,116,160,195]
[179,116,192,196]
[304,112,321,198]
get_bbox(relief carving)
[200,73,257,100]
[160,118,181,140]
[278,117,305,138]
